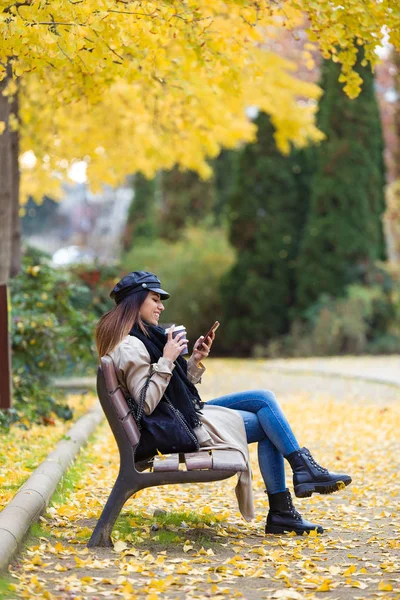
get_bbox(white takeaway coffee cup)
[165,324,188,355]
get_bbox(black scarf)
[130,324,204,429]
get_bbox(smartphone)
[199,321,220,347]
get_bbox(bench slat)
[212,450,246,471]
[101,356,120,393]
[121,415,141,447]
[102,355,141,447]
[184,451,213,470]
[110,391,130,420]
[153,454,180,472]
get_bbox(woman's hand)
[163,325,189,362]
[191,330,215,365]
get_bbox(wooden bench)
[88,356,246,547]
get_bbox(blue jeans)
[207,390,300,494]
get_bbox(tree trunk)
[0,65,13,409]
[0,68,13,284]
[9,85,21,278]
[383,50,400,264]
[394,51,400,181]
[0,284,12,409]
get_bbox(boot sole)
[265,525,324,535]
[295,477,352,498]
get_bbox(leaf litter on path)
[5,361,400,599]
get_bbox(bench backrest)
[90,359,247,549]
[97,356,141,459]
[97,357,247,476]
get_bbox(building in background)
[22,179,133,265]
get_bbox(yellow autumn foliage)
[1,0,399,198]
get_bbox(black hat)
[110,271,170,304]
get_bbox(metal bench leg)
[88,476,139,548]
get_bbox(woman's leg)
[207,389,300,456]
[211,397,323,534]
[208,389,351,499]
[236,409,286,494]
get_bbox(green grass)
[24,459,40,470]
[29,522,51,539]
[50,432,96,507]
[154,510,219,527]
[0,485,19,492]
[114,509,221,547]
[151,530,183,544]
[125,509,218,527]
[0,574,18,600]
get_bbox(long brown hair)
[95,290,149,358]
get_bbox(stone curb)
[0,403,104,572]
[263,364,400,388]
[53,376,96,390]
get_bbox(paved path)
[54,355,400,392]
[266,355,400,386]
[53,376,96,390]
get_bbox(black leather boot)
[265,489,323,535]
[285,447,352,498]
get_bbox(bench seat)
[153,449,246,472]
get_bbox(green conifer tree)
[123,173,157,250]
[124,167,219,248]
[158,168,216,241]
[296,52,386,311]
[221,113,303,354]
[212,150,236,226]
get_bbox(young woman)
[96,270,352,535]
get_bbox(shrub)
[2,247,97,427]
[122,227,234,352]
[157,169,216,241]
[255,263,400,358]
[70,263,124,318]
[123,173,158,250]
[306,287,378,355]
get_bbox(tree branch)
[29,21,84,26]
[3,1,31,14]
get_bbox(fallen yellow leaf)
[343,564,357,576]
[378,581,393,591]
